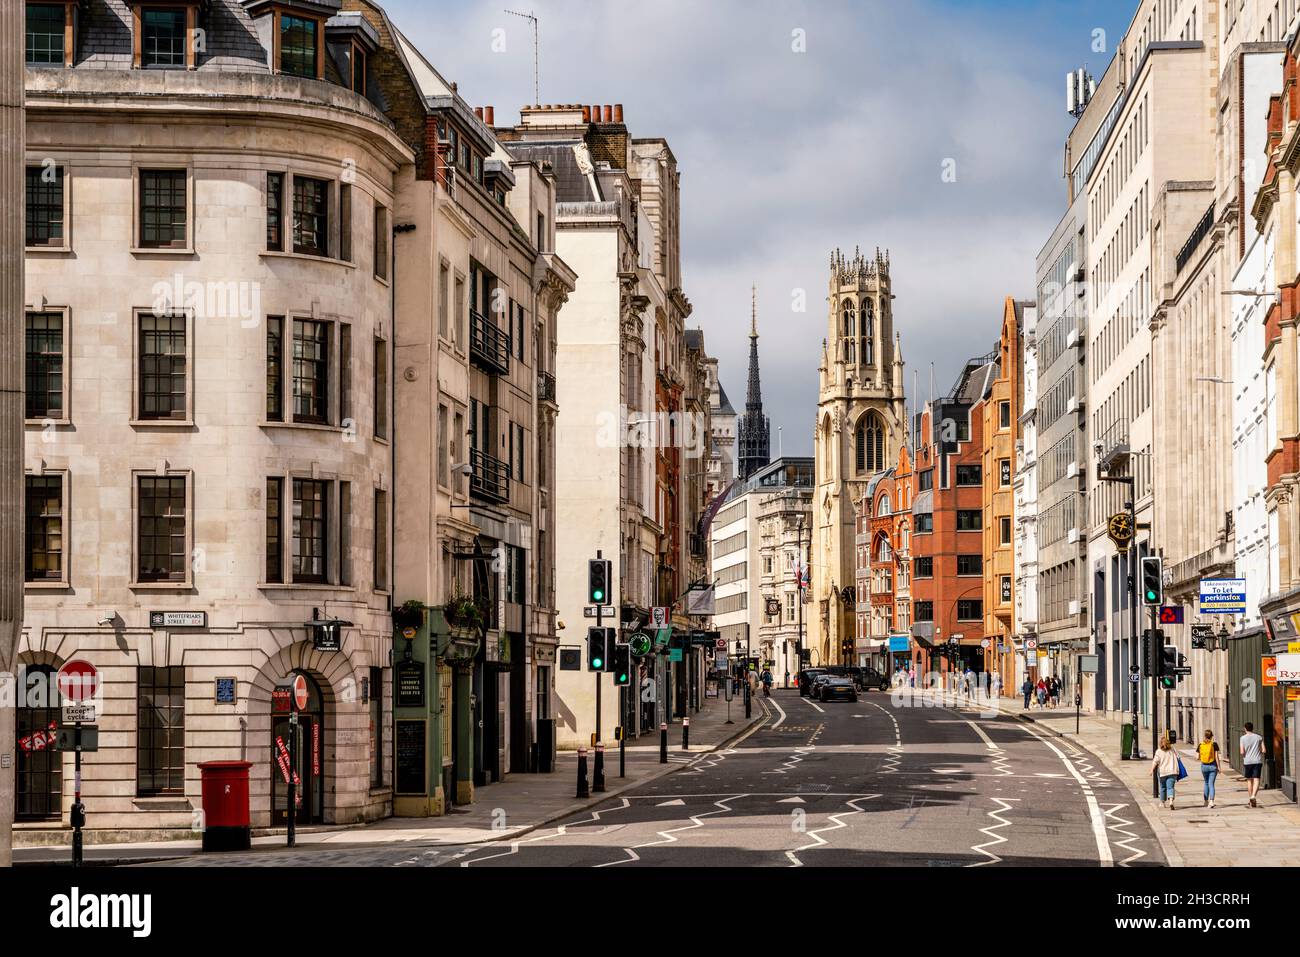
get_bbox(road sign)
[714,651,728,670]
[1023,637,1038,650]
[1158,606,1184,624]
[715,637,727,650]
[651,606,670,629]
[979,638,991,649]
[1128,665,1141,683]
[56,660,99,703]
[292,673,310,711]
[1199,578,1247,615]
[55,725,99,751]
[582,606,616,618]
[61,704,96,724]
[149,610,207,629]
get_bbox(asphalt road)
[156,688,1164,867]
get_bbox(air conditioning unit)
[1067,527,1080,543]
[1066,327,1081,348]
[1068,599,1081,616]
[1066,461,1079,479]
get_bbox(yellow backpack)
[1198,741,1217,764]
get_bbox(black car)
[856,667,891,692]
[798,668,828,697]
[817,676,858,702]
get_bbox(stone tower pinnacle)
[738,284,770,480]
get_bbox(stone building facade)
[812,248,906,666]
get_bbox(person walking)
[1050,675,1062,709]
[1152,732,1180,809]
[908,666,916,689]
[1240,721,1265,808]
[1035,677,1047,709]
[1021,676,1033,710]
[1197,730,1221,808]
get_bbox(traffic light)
[1177,652,1188,685]
[587,559,611,605]
[1140,556,1163,606]
[1159,644,1178,690]
[612,644,631,686]
[1142,629,1164,677]
[587,627,607,671]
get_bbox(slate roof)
[73,0,270,72]
[500,141,599,203]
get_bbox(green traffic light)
[593,589,604,602]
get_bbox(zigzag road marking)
[1101,802,1149,867]
[785,794,880,867]
[763,745,813,775]
[868,701,904,773]
[459,797,631,867]
[969,797,1020,867]
[596,794,748,867]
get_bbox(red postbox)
[198,760,253,851]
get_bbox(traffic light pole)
[1151,603,1161,798]
[593,551,605,794]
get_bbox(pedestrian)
[1197,730,1221,808]
[991,672,1002,698]
[908,666,916,688]
[1240,721,1265,808]
[1036,677,1047,708]
[1050,675,1062,709]
[963,667,973,697]
[1021,676,1033,710]
[1151,732,1180,809]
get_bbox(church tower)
[737,285,770,480]
[811,247,906,665]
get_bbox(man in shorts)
[1240,721,1265,807]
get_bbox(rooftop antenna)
[505,9,540,108]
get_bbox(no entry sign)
[292,673,310,711]
[56,660,99,702]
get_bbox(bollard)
[660,722,668,763]
[682,715,690,751]
[593,742,606,793]
[617,725,626,778]
[744,680,751,718]
[576,747,589,798]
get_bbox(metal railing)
[1096,418,1129,471]
[470,447,510,504]
[538,369,556,404]
[470,310,510,375]
[1175,203,1215,275]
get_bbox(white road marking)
[656,799,685,807]
[776,796,805,804]
[770,696,788,729]
[798,695,826,713]
[1015,721,1114,867]
[461,797,631,867]
[1101,802,1149,867]
[598,794,748,867]
[969,797,1019,866]
[785,794,879,866]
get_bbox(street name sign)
[583,606,615,618]
[149,611,207,628]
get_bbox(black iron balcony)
[538,369,557,404]
[470,309,510,376]
[470,447,510,504]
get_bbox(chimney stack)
[613,103,624,123]
[484,106,495,125]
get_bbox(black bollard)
[576,747,589,798]
[682,716,690,751]
[660,722,668,763]
[593,742,606,792]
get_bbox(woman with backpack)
[1151,732,1182,809]
[1198,730,1221,808]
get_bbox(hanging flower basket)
[392,600,427,633]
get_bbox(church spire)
[738,283,771,479]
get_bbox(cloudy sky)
[388,0,1134,455]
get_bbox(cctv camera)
[452,462,473,476]
[557,619,566,630]
[1093,442,1103,456]
[97,613,117,625]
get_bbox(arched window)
[854,413,885,475]
[841,301,855,338]
[862,299,874,365]
[16,663,61,821]
[898,521,910,555]
[876,535,891,562]
[860,299,873,338]
[878,494,891,516]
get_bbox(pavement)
[973,690,1300,867]
[15,691,767,867]
[148,686,1166,867]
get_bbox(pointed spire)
[750,283,758,338]
[738,284,770,480]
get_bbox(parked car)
[817,676,858,702]
[798,668,828,696]
[808,674,834,699]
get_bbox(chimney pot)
[485,106,495,125]
[603,104,612,122]
[581,105,591,123]
[613,103,624,123]
[474,106,483,119]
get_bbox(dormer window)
[279,14,318,77]
[325,12,377,96]
[127,1,203,70]
[25,2,77,67]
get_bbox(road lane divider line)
[1014,721,1114,867]
[1100,802,1148,867]
[460,797,632,867]
[785,794,880,866]
[598,793,749,867]
[969,797,1018,866]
